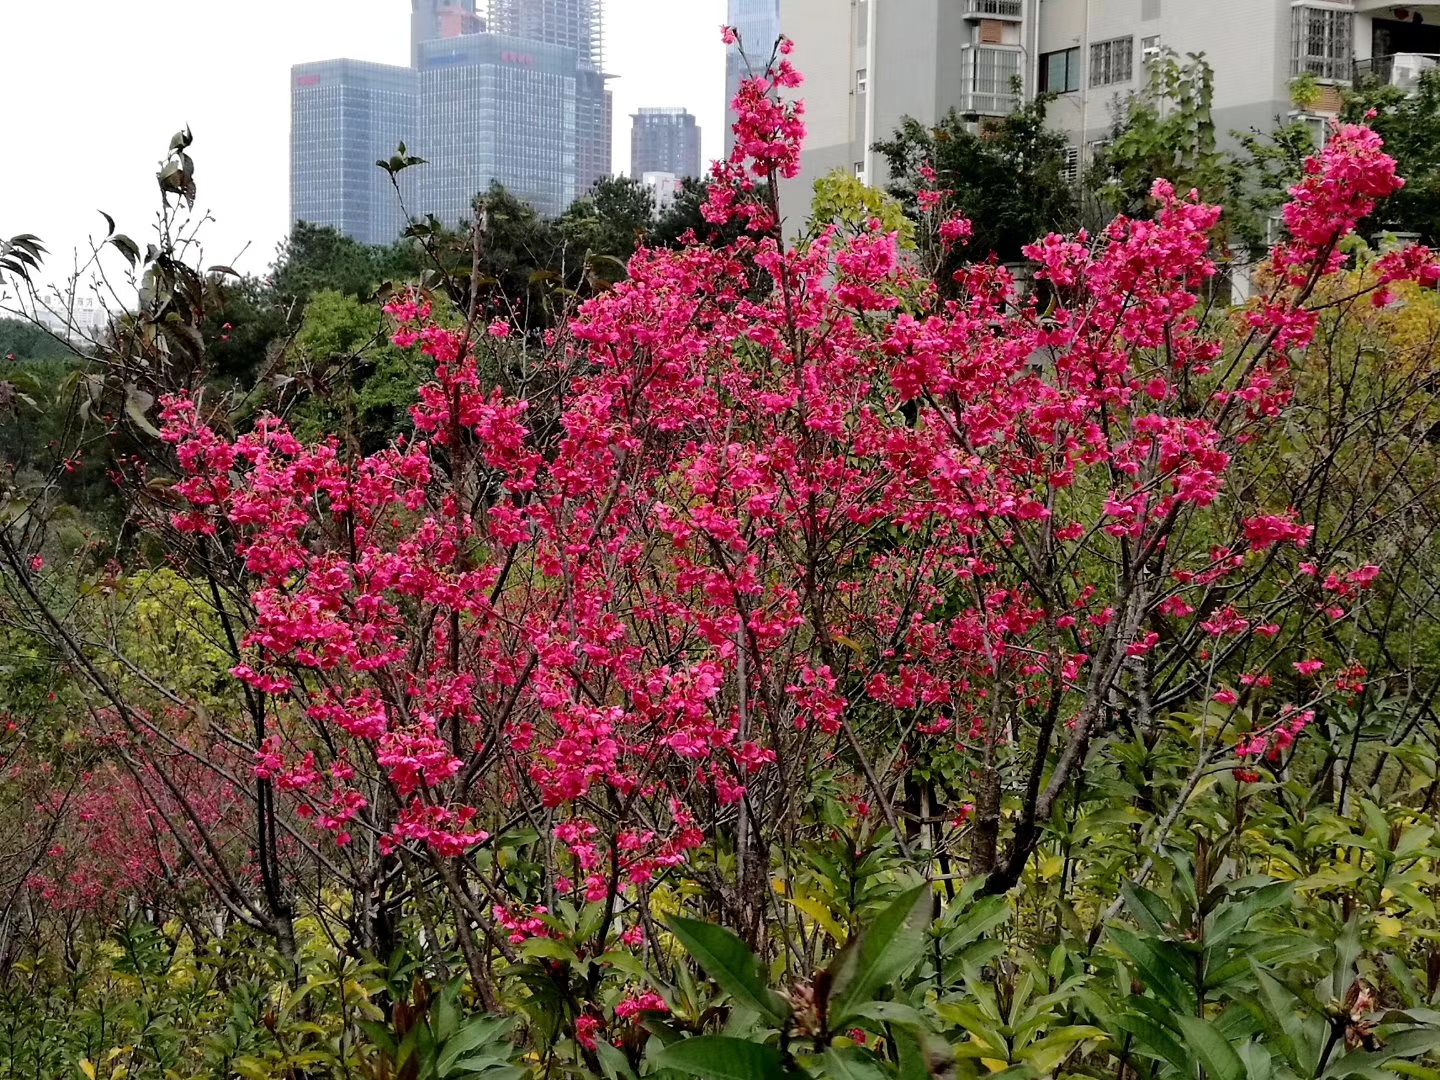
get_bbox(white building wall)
[1037,0,1292,155]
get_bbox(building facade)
[630,108,702,179]
[725,0,783,157]
[416,34,579,222]
[772,0,1440,230]
[777,0,1038,215]
[411,0,485,68]
[290,59,418,246]
[1036,1,1440,159]
[642,171,684,208]
[292,0,609,243]
[486,0,613,192]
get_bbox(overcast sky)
[0,1,726,284]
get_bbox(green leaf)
[110,234,140,267]
[829,884,931,1026]
[1108,1012,1190,1074]
[1206,882,1291,952]
[665,916,789,1025]
[846,1000,925,1028]
[438,1016,513,1076]
[1120,881,1173,937]
[520,937,577,963]
[595,1041,638,1080]
[1250,970,1309,1071]
[433,985,460,1044]
[1106,926,1193,1010]
[657,1036,794,1080]
[823,1047,892,1080]
[1174,1014,1246,1080]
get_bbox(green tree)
[557,175,656,268]
[807,169,915,246]
[1087,50,1223,221]
[650,176,761,250]
[1343,68,1440,243]
[268,221,422,309]
[283,289,427,453]
[872,94,1077,266]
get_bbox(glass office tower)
[416,35,578,223]
[290,59,418,246]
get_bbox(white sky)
[0,0,727,283]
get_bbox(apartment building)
[1037,1,1436,161]
[778,0,1040,220]
[776,1,1438,224]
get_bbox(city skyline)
[292,4,605,242]
[0,0,724,283]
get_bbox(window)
[1061,145,1080,185]
[968,46,1022,114]
[1293,112,1329,149]
[854,161,865,177]
[855,68,868,145]
[1040,47,1080,93]
[1091,36,1134,87]
[1142,35,1162,58]
[1292,5,1353,81]
[1141,0,1161,19]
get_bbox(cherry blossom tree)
[3,32,1438,1024]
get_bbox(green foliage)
[269,221,423,311]
[283,289,428,451]
[557,175,657,271]
[1088,50,1222,220]
[808,171,915,248]
[1225,119,1320,255]
[1344,69,1440,243]
[873,96,1077,265]
[650,176,763,251]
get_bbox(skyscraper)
[290,59,417,246]
[630,108,701,180]
[291,0,604,242]
[412,0,485,68]
[416,34,579,221]
[724,0,782,157]
[486,0,612,191]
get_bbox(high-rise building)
[630,108,702,179]
[725,0,782,157]
[779,0,1035,208]
[416,34,579,221]
[290,59,418,246]
[412,0,485,68]
[487,0,612,192]
[779,0,1440,232]
[291,0,607,242]
[1034,0,1430,160]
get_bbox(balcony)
[957,44,1023,115]
[1354,52,1440,92]
[963,0,1023,19]
[1352,0,1440,10]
